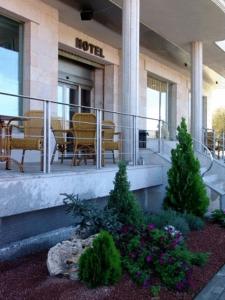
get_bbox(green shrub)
[108,161,143,227]
[79,231,122,288]
[144,210,190,235]
[150,285,161,297]
[63,194,121,237]
[164,118,209,217]
[183,213,205,231]
[118,224,209,292]
[211,209,225,227]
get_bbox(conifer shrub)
[78,231,122,288]
[164,118,209,217]
[108,161,143,227]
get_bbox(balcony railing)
[0,92,167,175]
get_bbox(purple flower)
[146,255,153,263]
[168,256,174,264]
[176,281,185,291]
[143,278,151,288]
[136,271,141,277]
[147,224,155,231]
[159,253,164,264]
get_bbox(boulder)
[47,234,98,279]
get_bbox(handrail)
[192,138,214,177]
[0,91,161,122]
[158,121,214,177]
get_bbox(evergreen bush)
[63,194,121,237]
[164,118,209,217]
[78,231,122,287]
[108,161,143,226]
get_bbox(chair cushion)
[11,138,42,150]
[103,141,120,151]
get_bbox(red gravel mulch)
[0,223,225,300]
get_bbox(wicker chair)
[10,110,43,169]
[102,120,122,165]
[51,117,73,164]
[71,113,97,166]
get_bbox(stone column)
[122,0,140,163]
[191,41,203,147]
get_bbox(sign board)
[75,38,105,58]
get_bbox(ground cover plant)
[117,223,209,293]
[211,209,225,227]
[79,230,122,288]
[145,209,204,235]
[164,118,209,217]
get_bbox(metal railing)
[0,91,166,174]
[203,128,225,161]
[158,123,214,177]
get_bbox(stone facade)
[0,0,213,128]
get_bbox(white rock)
[47,234,98,277]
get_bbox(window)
[0,15,23,116]
[146,76,168,131]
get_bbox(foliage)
[164,118,209,217]
[150,285,161,297]
[183,212,205,231]
[211,209,225,227]
[78,231,122,288]
[144,210,190,235]
[63,193,121,237]
[117,224,209,292]
[108,161,143,227]
[212,108,225,134]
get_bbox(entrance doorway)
[58,56,94,127]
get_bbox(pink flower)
[146,255,153,263]
[147,224,155,231]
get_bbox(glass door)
[57,84,79,128]
[57,83,92,126]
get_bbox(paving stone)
[195,265,225,300]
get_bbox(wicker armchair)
[10,110,43,169]
[102,120,122,164]
[71,113,96,166]
[51,117,73,164]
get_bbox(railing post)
[96,109,102,169]
[158,119,162,153]
[223,131,225,162]
[213,129,216,158]
[43,101,51,174]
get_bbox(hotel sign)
[75,38,105,58]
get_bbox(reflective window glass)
[0,15,22,116]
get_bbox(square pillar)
[191,41,203,146]
[122,0,140,163]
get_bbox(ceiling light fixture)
[80,8,93,21]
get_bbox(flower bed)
[1,222,225,300]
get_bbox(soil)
[0,222,225,300]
